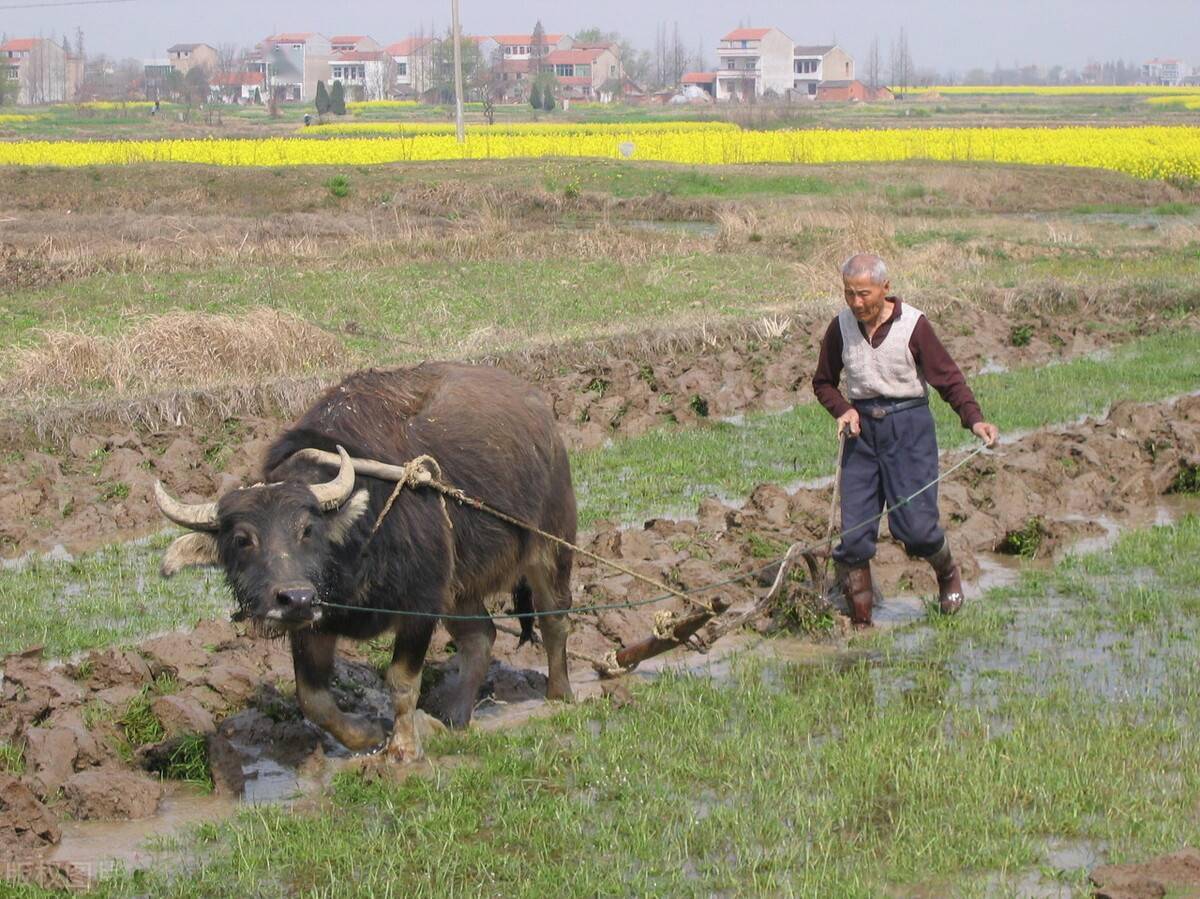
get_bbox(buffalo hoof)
[331,714,387,754]
[385,732,423,764]
[546,681,574,703]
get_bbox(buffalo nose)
[276,587,315,609]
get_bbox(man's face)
[843,274,890,323]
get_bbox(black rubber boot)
[927,540,964,615]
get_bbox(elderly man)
[812,254,998,627]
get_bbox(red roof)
[681,71,716,84]
[212,71,265,86]
[269,32,318,43]
[330,35,366,44]
[332,50,386,62]
[0,38,38,52]
[493,33,564,45]
[385,37,434,56]
[544,48,607,64]
[556,76,591,86]
[722,28,772,41]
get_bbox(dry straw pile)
[5,308,344,397]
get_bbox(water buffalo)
[154,362,576,761]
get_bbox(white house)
[330,50,393,99]
[386,36,436,96]
[714,27,794,100]
[792,44,855,97]
[1142,58,1185,85]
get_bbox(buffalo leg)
[290,629,384,752]
[527,550,574,702]
[443,596,496,728]
[386,620,435,763]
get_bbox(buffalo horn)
[154,481,220,531]
[309,445,356,511]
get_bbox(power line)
[0,0,133,9]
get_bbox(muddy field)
[3,388,1197,886]
[0,301,1152,559]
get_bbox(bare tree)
[668,22,687,85]
[365,54,396,101]
[215,43,240,78]
[867,36,881,90]
[889,28,913,95]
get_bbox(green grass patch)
[117,687,167,749]
[47,516,1200,897]
[545,162,839,198]
[0,740,25,775]
[0,255,798,362]
[573,328,1200,525]
[0,534,230,658]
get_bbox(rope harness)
[301,440,992,636]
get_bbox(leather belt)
[855,397,929,419]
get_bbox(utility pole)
[450,0,465,142]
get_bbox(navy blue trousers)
[832,401,945,567]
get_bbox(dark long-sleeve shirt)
[811,298,983,429]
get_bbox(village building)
[1142,58,1185,85]
[541,43,619,100]
[792,44,854,96]
[329,49,393,100]
[210,70,266,103]
[386,37,436,97]
[247,33,332,102]
[815,79,893,102]
[166,43,219,76]
[492,32,573,99]
[681,71,717,99]
[1,37,81,104]
[714,27,794,100]
[329,35,383,54]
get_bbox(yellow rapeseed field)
[0,124,1197,182]
[305,121,738,136]
[1147,96,1200,110]
[345,100,420,111]
[904,85,1200,97]
[73,100,157,110]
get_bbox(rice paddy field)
[1,89,1200,896]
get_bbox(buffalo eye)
[233,531,256,552]
[301,522,313,540]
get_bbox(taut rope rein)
[297,439,991,674]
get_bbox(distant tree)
[252,86,261,105]
[330,79,346,114]
[531,19,546,65]
[541,79,555,111]
[184,65,209,106]
[889,27,913,94]
[430,29,483,103]
[315,80,330,116]
[866,36,882,90]
[529,78,542,110]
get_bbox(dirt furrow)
[0,303,1151,558]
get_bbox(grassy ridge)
[574,325,1200,525]
[0,255,801,361]
[14,515,1196,896]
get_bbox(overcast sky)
[2,0,1196,74]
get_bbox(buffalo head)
[154,446,370,633]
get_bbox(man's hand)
[837,408,861,437]
[972,421,999,446]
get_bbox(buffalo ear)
[161,532,220,577]
[328,489,370,545]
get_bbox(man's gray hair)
[840,253,889,285]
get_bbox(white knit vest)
[837,304,928,400]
